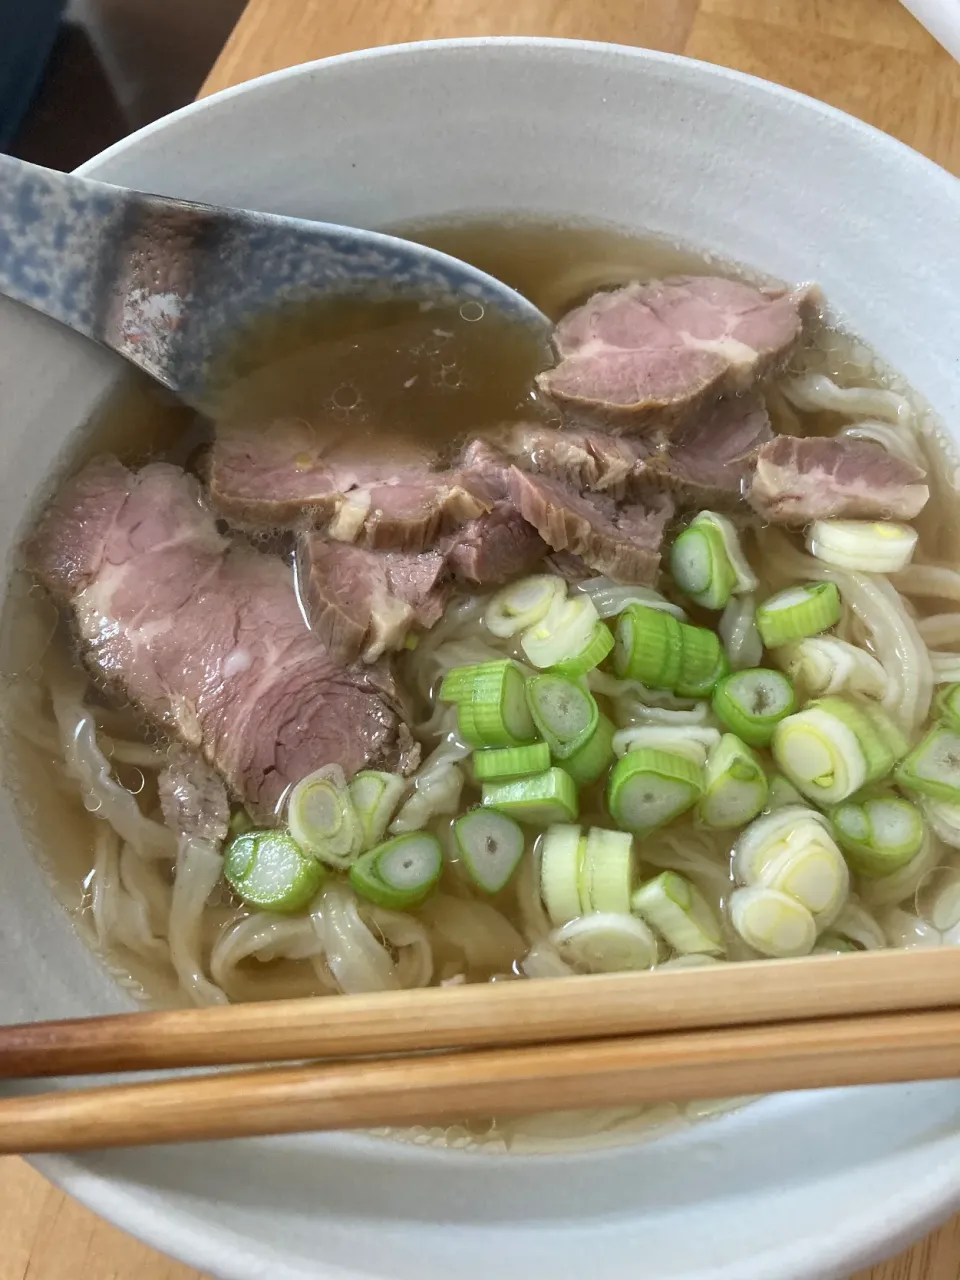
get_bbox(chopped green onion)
[772,705,864,804]
[670,512,755,610]
[563,713,616,786]
[712,668,795,747]
[733,805,848,928]
[437,663,485,703]
[348,771,406,850]
[520,595,601,669]
[612,605,683,688]
[806,519,918,573]
[288,764,362,868]
[482,767,579,824]
[472,742,551,782]
[756,582,842,648]
[578,827,635,914]
[539,823,585,925]
[699,734,769,830]
[224,830,324,912]
[775,635,888,701]
[896,725,960,804]
[676,624,728,698]
[550,620,615,678]
[611,607,727,697]
[453,809,525,893]
[934,684,960,733]
[607,747,704,833]
[729,885,817,958]
[670,519,737,610]
[707,512,757,594]
[349,832,442,909]
[550,912,658,973]
[843,698,908,780]
[830,793,926,877]
[733,804,831,885]
[525,673,599,759]
[631,871,724,955]
[441,660,536,748]
[485,575,566,638]
[772,697,904,805]
[754,839,849,928]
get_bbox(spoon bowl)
[0,154,550,410]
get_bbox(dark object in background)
[12,22,128,171]
[4,0,246,172]
[0,0,68,150]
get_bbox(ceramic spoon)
[0,153,550,409]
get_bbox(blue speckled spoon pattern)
[0,153,549,409]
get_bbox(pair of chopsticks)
[4,947,960,1152]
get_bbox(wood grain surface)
[2,0,959,1277]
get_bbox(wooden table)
[3,1,960,1277]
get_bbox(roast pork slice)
[456,437,514,503]
[747,436,930,523]
[357,480,488,554]
[447,438,549,584]
[643,394,774,510]
[446,502,547,585]
[208,418,436,531]
[27,458,407,823]
[298,536,448,664]
[499,422,644,497]
[537,276,817,434]
[507,467,673,585]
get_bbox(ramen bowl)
[2,37,960,1280]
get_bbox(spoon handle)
[0,153,218,392]
[0,153,125,342]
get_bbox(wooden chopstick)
[3,1005,960,1153]
[4,947,960,1080]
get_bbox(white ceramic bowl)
[3,38,960,1280]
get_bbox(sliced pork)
[209,419,365,529]
[446,503,547,585]
[747,436,930,523]
[643,394,773,509]
[448,438,548,584]
[498,422,643,497]
[298,536,447,664]
[354,480,487,554]
[507,467,673,585]
[208,419,450,540]
[537,276,816,433]
[27,457,407,822]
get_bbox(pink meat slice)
[537,276,816,433]
[747,435,930,523]
[642,394,774,509]
[298,536,448,665]
[27,457,406,822]
[507,466,672,585]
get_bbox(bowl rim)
[23,32,960,1280]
